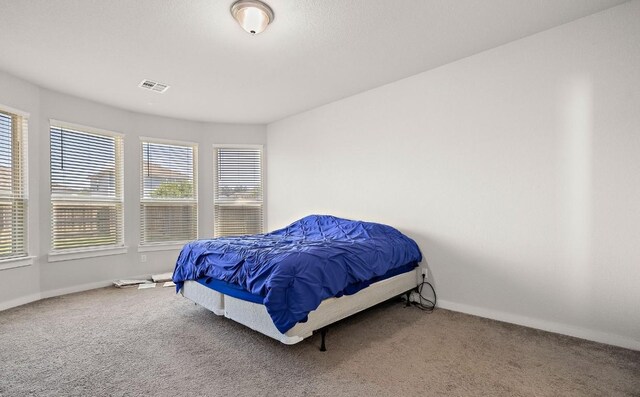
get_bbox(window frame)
[0,104,31,268]
[213,143,264,237]
[48,119,126,261]
[139,137,199,247]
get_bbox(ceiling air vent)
[139,79,170,93]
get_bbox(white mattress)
[182,268,420,344]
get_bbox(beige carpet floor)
[0,286,638,397]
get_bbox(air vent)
[139,79,170,93]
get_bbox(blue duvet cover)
[172,215,422,333]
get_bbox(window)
[50,121,124,251]
[140,139,197,245]
[0,107,28,260]
[213,145,263,237]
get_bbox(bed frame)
[181,268,420,351]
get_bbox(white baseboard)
[0,273,153,312]
[3,280,638,351]
[0,293,41,312]
[437,298,640,351]
[39,280,117,300]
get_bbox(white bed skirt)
[181,268,420,345]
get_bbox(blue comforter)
[172,215,422,333]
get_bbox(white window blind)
[0,108,27,260]
[213,146,263,237]
[140,140,197,244]
[50,123,123,251]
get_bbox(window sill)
[0,256,35,271]
[48,246,128,262]
[138,243,187,253]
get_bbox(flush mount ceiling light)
[230,0,274,35]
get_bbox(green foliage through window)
[150,181,193,198]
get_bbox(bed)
[173,215,422,350]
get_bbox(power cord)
[413,274,436,312]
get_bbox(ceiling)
[0,0,628,124]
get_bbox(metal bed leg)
[320,328,327,352]
[405,291,411,307]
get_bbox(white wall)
[0,70,266,308]
[267,2,640,350]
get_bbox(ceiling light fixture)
[230,0,274,35]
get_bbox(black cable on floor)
[413,275,436,312]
